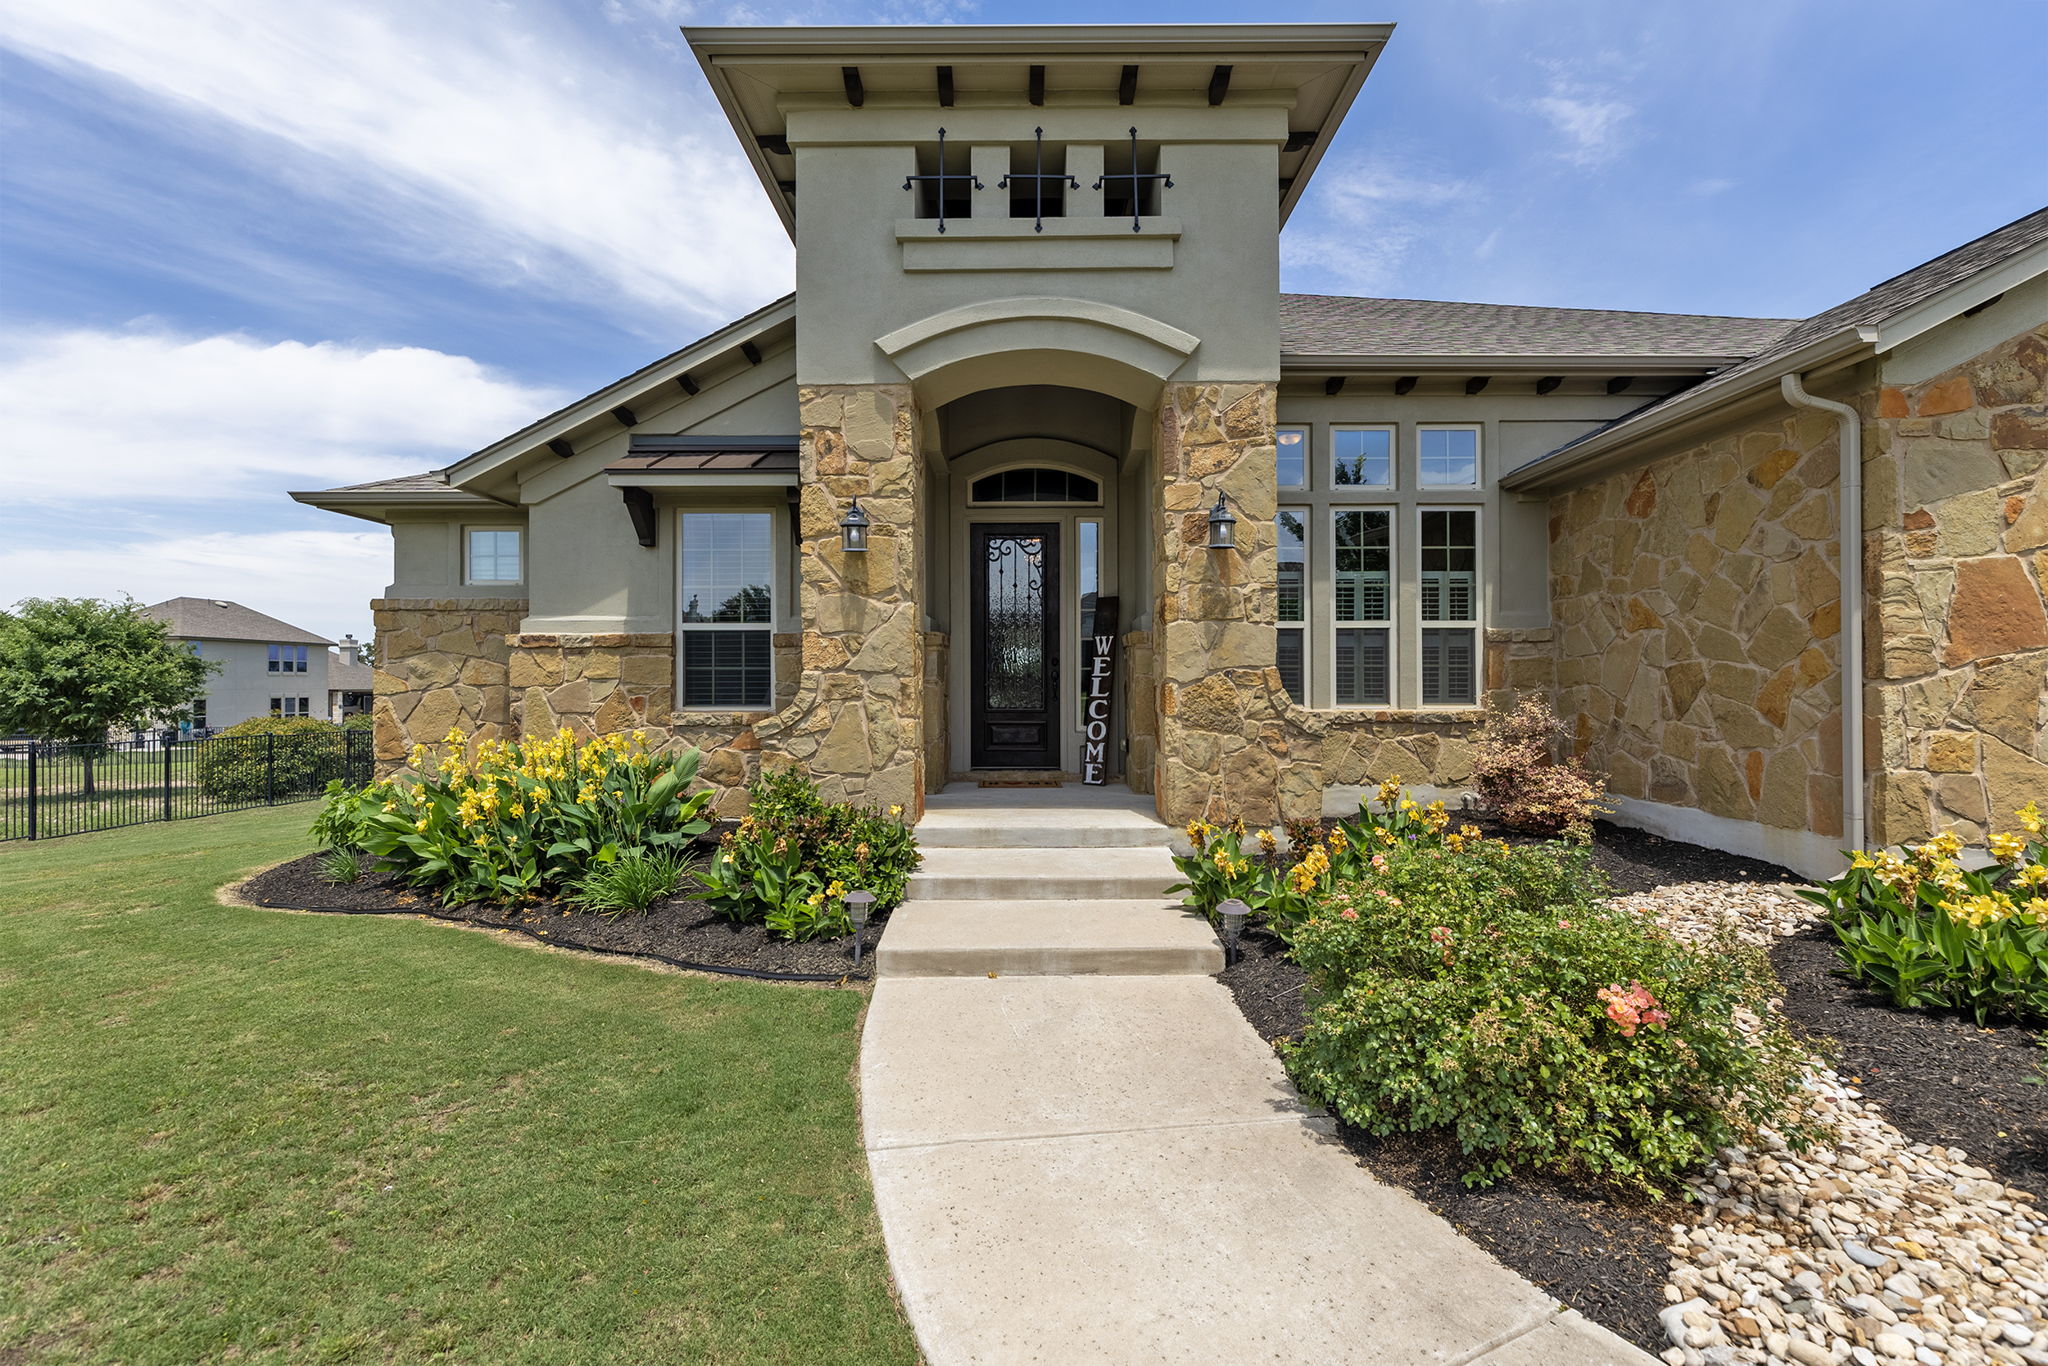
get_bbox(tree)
[0,597,215,793]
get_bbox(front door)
[971,523,1060,769]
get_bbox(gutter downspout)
[1780,373,1866,856]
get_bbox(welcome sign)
[1081,596,1118,786]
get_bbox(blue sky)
[2,0,2043,642]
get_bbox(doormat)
[978,778,1063,788]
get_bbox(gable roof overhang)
[288,476,517,526]
[441,293,798,496]
[685,24,1393,238]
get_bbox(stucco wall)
[1867,322,2048,843]
[1547,403,1849,847]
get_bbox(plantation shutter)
[680,630,772,708]
[1421,628,1475,706]
[1277,628,1305,702]
[1335,628,1389,706]
[1420,570,1476,622]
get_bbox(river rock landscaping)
[1215,817,2046,1364]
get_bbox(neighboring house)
[329,634,374,722]
[140,598,332,731]
[292,24,2047,877]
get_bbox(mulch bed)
[236,851,885,982]
[1218,818,2044,1357]
[1769,924,2046,1194]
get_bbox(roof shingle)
[1279,294,1797,360]
[142,598,331,646]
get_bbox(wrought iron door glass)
[983,533,1047,711]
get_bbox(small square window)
[1276,427,1308,491]
[467,529,522,584]
[1419,427,1480,487]
[1332,427,1394,488]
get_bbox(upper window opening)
[970,469,1101,504]
[1333,427,1394,488]
[1419,426,1480,487]
[1098,132,1166,225]
[1001,133,1073,229]
[908,133,979,228]
[1277,427,1308,490]
[467,528,522,584]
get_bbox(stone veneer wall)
[1122,629,1157,795]
[369,598,524,768]
[1867,324,2048,843]
[921,632,948,795]
[749,383,927,815]
[1548,408,1848,840]
[1151,382,1298,826]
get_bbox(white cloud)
[0,529,392,642]
[1282,158,1477,294]
[1528,76,1635,168]
[0,0,793,330]
[0,326,564,504]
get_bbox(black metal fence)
[0,729,375,842]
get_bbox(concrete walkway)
[863,783,1655,1366]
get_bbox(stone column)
[1151,381,1306,827]
[757,384,926,815]
[368,597,522,771]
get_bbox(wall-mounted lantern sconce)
[1205,493,1237,551]
[840,498,871,553]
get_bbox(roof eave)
[1497,327,1876,495]
[1280,352,1752,375]
[442,293,799,489]
[288,488,513,525]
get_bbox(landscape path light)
[847,889,877,967]
[840,497,871,553]
[1217,897,1250,966]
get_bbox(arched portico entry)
[927,388,1146,777]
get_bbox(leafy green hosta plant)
[352,728,712,904]
[1283,838,1821,1191]
[572,849,690,919]
[1797,809,2048,1026]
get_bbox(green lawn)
[0,808,917,1365]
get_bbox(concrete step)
[877,900,1222,977]
[906,846,1181,902]
[917,784,1170,849]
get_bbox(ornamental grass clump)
[1282,837,1821,1192]
[693,769,919,942]
[1798,805,2047,1025]
[341,727,712,904]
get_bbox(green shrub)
[571,849,690,918]
[1797,813,2048,1026]
[311,779,374,850]
[348,728,712,904]
[1283,838,1820,1191]
[693,770,919,942]
[197,716,362,802]
[1170,778,1474,940]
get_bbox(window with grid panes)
[1277,509,1307,702]
[1333,509,1391,706]
[466,529,522,583]
[1331,426,1394,488]
[678,512,774,709]
[1420,509,1478,705]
